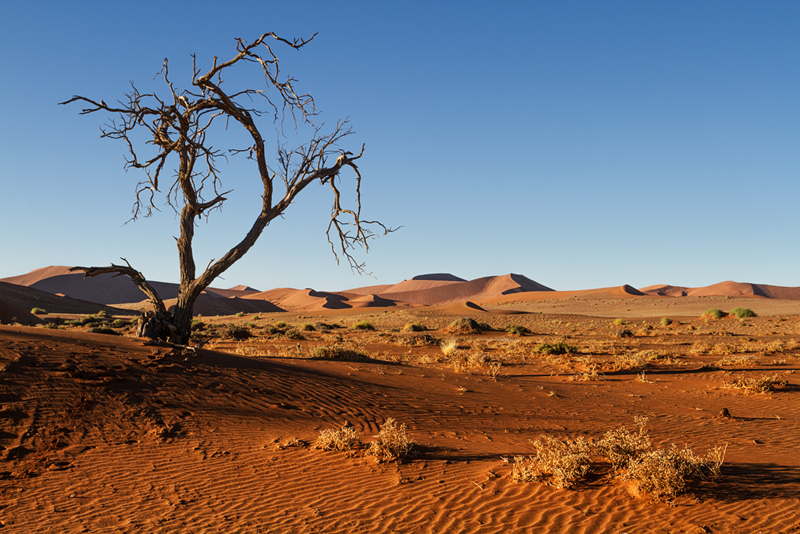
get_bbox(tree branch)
[69,259,168,315]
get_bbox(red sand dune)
[0,281,132,324]
[641,281,800,300]
[1,266,259,306]
[376,273,553,306]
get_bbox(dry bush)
[511,435,593,489]
[624,444,727,500]
[402,322,426,332]
[440,339,459,356]
[595,416,652,471]
[569,364,605,382]
[486,360,503,380]
[311,345,371,361]
[316,425,361,452]
[716,353,760,367]
[722,374,788,394]
[398,333,440,347]
[612,350,657,371]
[367,418,416,462]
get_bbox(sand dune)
[642,281,800,300]
[376,273,553,306]
[0,281,133,324]
[1,266,259,306]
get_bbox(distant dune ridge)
[2,266,800,319]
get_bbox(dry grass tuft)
[722,374,788,394]
[316,425,361,452]
[511,435,593,489]
[367,418,416,462]
[716,353,760,367]
[440,339,459,356]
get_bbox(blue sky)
[1,1,798,292]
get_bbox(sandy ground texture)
[2,304,800,533]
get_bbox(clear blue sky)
[1,1,798,292]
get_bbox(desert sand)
[2,269,800,532]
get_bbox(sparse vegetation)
[352,320,375,331]
[730,307,757,319]
[367,418,416,462]
[402,322,425,332]
[440,339,459,356]
[316,424,361,452]
[613,318,625,326]
[702,309,727,320]
[311,345,370,361]
[660,317,673,327]
[512,416,727,500]
[505,324,530,336]
[533,341,577,355]
[30,307,48,315]
[722,374,787,393]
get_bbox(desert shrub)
[624,444,727,500]
[96,310,109,318]
[613,351,657,371]
[595,416,652,471]
[244,321,256,328]
[252,315,260,321]
[40,322,62,329]
[440,339,459,356]
[311,345,370,361]
[730,307,757,319]
[367,418,416,462]
[110,319,129,328]
[722,374,787,393]
[275,321,288,328]
[316,425,361,452]
[660,317,673,327]
[235,311,245,318]
[613,318,625,326]
[87,327,120,336]
[226,324,251,340]
[30,307,48,315]
[615,329,634,339]
[486,360,503,380]
[299,322,316,331]
[283,329,304,340]
[533,341,577,355]
[505,324,530,336]
[716,353,759,367]
[191,319,207,331]
[477,322,494,332]
[511,435,593,489]
[402,322,425,332]
[447,317,482,333]
[400,334,440,347]
[352,320,375,331]
[702,309,727,320]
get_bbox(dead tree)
[62,33,391,344]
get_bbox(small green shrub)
[352,320,375,331]
[533,341,577,355]
[730,307,757,319]
[252,315,260,321]
[506,324,531,336]
[615,329,634,338]
[226,325,251,340]
[702,309,727,320]
[244,321,256,328]
[235,311,245,318]
[191,319,207,331]
[300,322,316,331]
[96,310,109,318]
[31,307,48,315]
[447,317,482,332]
[613,318,625,326]
[402,322,425,332]
[660,318,673,327]
[275,321,288,328]
[283,329,304,340]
